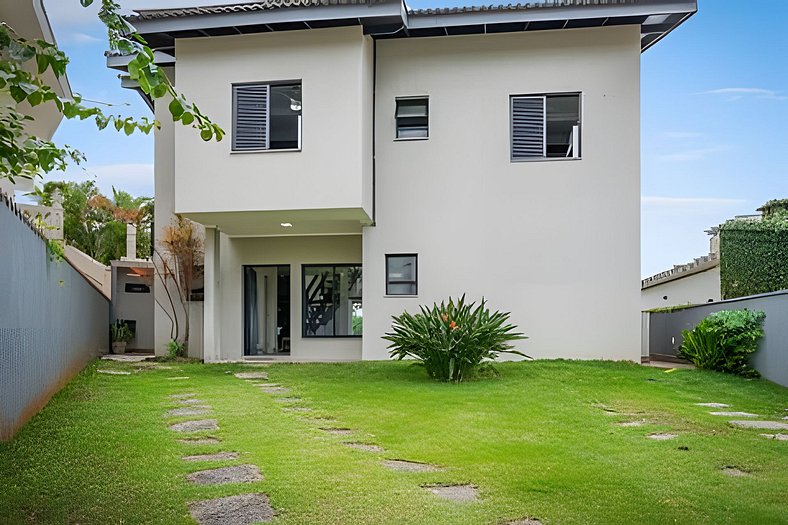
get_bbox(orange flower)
[449,321,458,330]
[442,313,448,322]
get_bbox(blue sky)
[40,0,788,277]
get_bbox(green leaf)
[180,112,194,125]
[200,128,213,141]
[168,98,184,118]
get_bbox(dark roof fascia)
[129,0,403,34]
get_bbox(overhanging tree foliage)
[720,201,788,299]
[1,0,223,184]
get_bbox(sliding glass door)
[243,265,290,356]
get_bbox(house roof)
[124,0,697,54]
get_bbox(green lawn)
[1,359,786,524]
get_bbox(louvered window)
[511,93,581,161]
[233,82,302,151]
[395,97,429,139]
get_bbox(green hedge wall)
[720,217,788,299]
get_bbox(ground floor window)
[243,265,291,356]
[302,264,362,337]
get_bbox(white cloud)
[657,146,727,162]
[45,163,154,198]
[698,87,786,101]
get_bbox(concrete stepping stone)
[760,433,788,441]
[506,520,543,525]
[710,411,758,417]
[178,437,222,445]
[696,403,730,408]
[382,459,442,472]
[319,427,353,436]
[273,397,302,403]
[188,493,274,525]
[648,433,678,441]
[187,464,263,485]
[423,484,479,503]
[730,420,788,430]
[343,442,384,453]
[234,372,269,380]
[282,406,312,413]
[721,466,751,478]
[170,419,218,433]
[617,421,645,427]
[261,386,291,394]
[169,393,197,399]
[167,376,190,380]
[177,398,207,406]
[183,452,239,462]
[167,407,212,417]
[97,370,131,375]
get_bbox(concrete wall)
[64,245,112,299]
[641,266,721,311]
[645,290,788,387]
[0,196,109,441]
[110,263,155,351]
[173,26,373,219]
[363,25,642,361]
[216,234,362,362]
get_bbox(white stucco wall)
[216,235,362,361]
[172,27,373,219]
[363,25,642,361]
[641,266,721,311]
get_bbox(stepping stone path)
[344,442,384,453]
[729,420,788,431]
[262,386,291,394]
[169,393,197,399]
[506,520,543,525]
[188,493,274,525]
[170,419,219,433]
[97,370,131,375]
[617,421,645,427]
[760,433,788,441]
[648,433,678,441]
[187,465,263,485]
[423,484,479,503]
[695,403,730,408]
[177,398,207,405]
[282,407,312,413]
[234,372,269,380]
[178,437,222,445]
[273,397,302,403]
[320,427,353,436]
[183,452,240,462]
[721,466,751,478]
[167,407,212,417]
[167,376,191,380]
[382,459,442,473]
[710,411,758,417]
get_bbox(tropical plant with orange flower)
[384,295,528,383]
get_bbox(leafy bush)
[384,295,528,383]
[110,320,133,343]
[167,340,186,359]
[680,309,765,377]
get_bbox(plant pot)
[112,341,127,355]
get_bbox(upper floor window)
[511,93,581,161]
[395,97,429,140]
[233,81,302,151]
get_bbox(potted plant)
[111,320,134,354]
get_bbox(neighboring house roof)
[125,0,697,54]
[641,254,719,290]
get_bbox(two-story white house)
[112,0,696,362]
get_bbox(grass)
[1,359,786,524]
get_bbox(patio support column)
[203,227,219,362]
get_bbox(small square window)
[511,92,581,161]
[395,98,429,139]
[386,254,417,295]
[233,81,302,151]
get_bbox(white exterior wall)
[363,25,642,361]
[641,266,721,311]
[172,27,373,220]
[216,235,362,361]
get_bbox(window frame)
[394,96,430,141]
[510,91,583,163]
[301,263,363,339]
[231,79,303,154]
[385,254,418,297]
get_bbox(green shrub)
[110,320,133,343]
[679,309,765,377]
[167,339,186,359]
[383,295,528,383]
